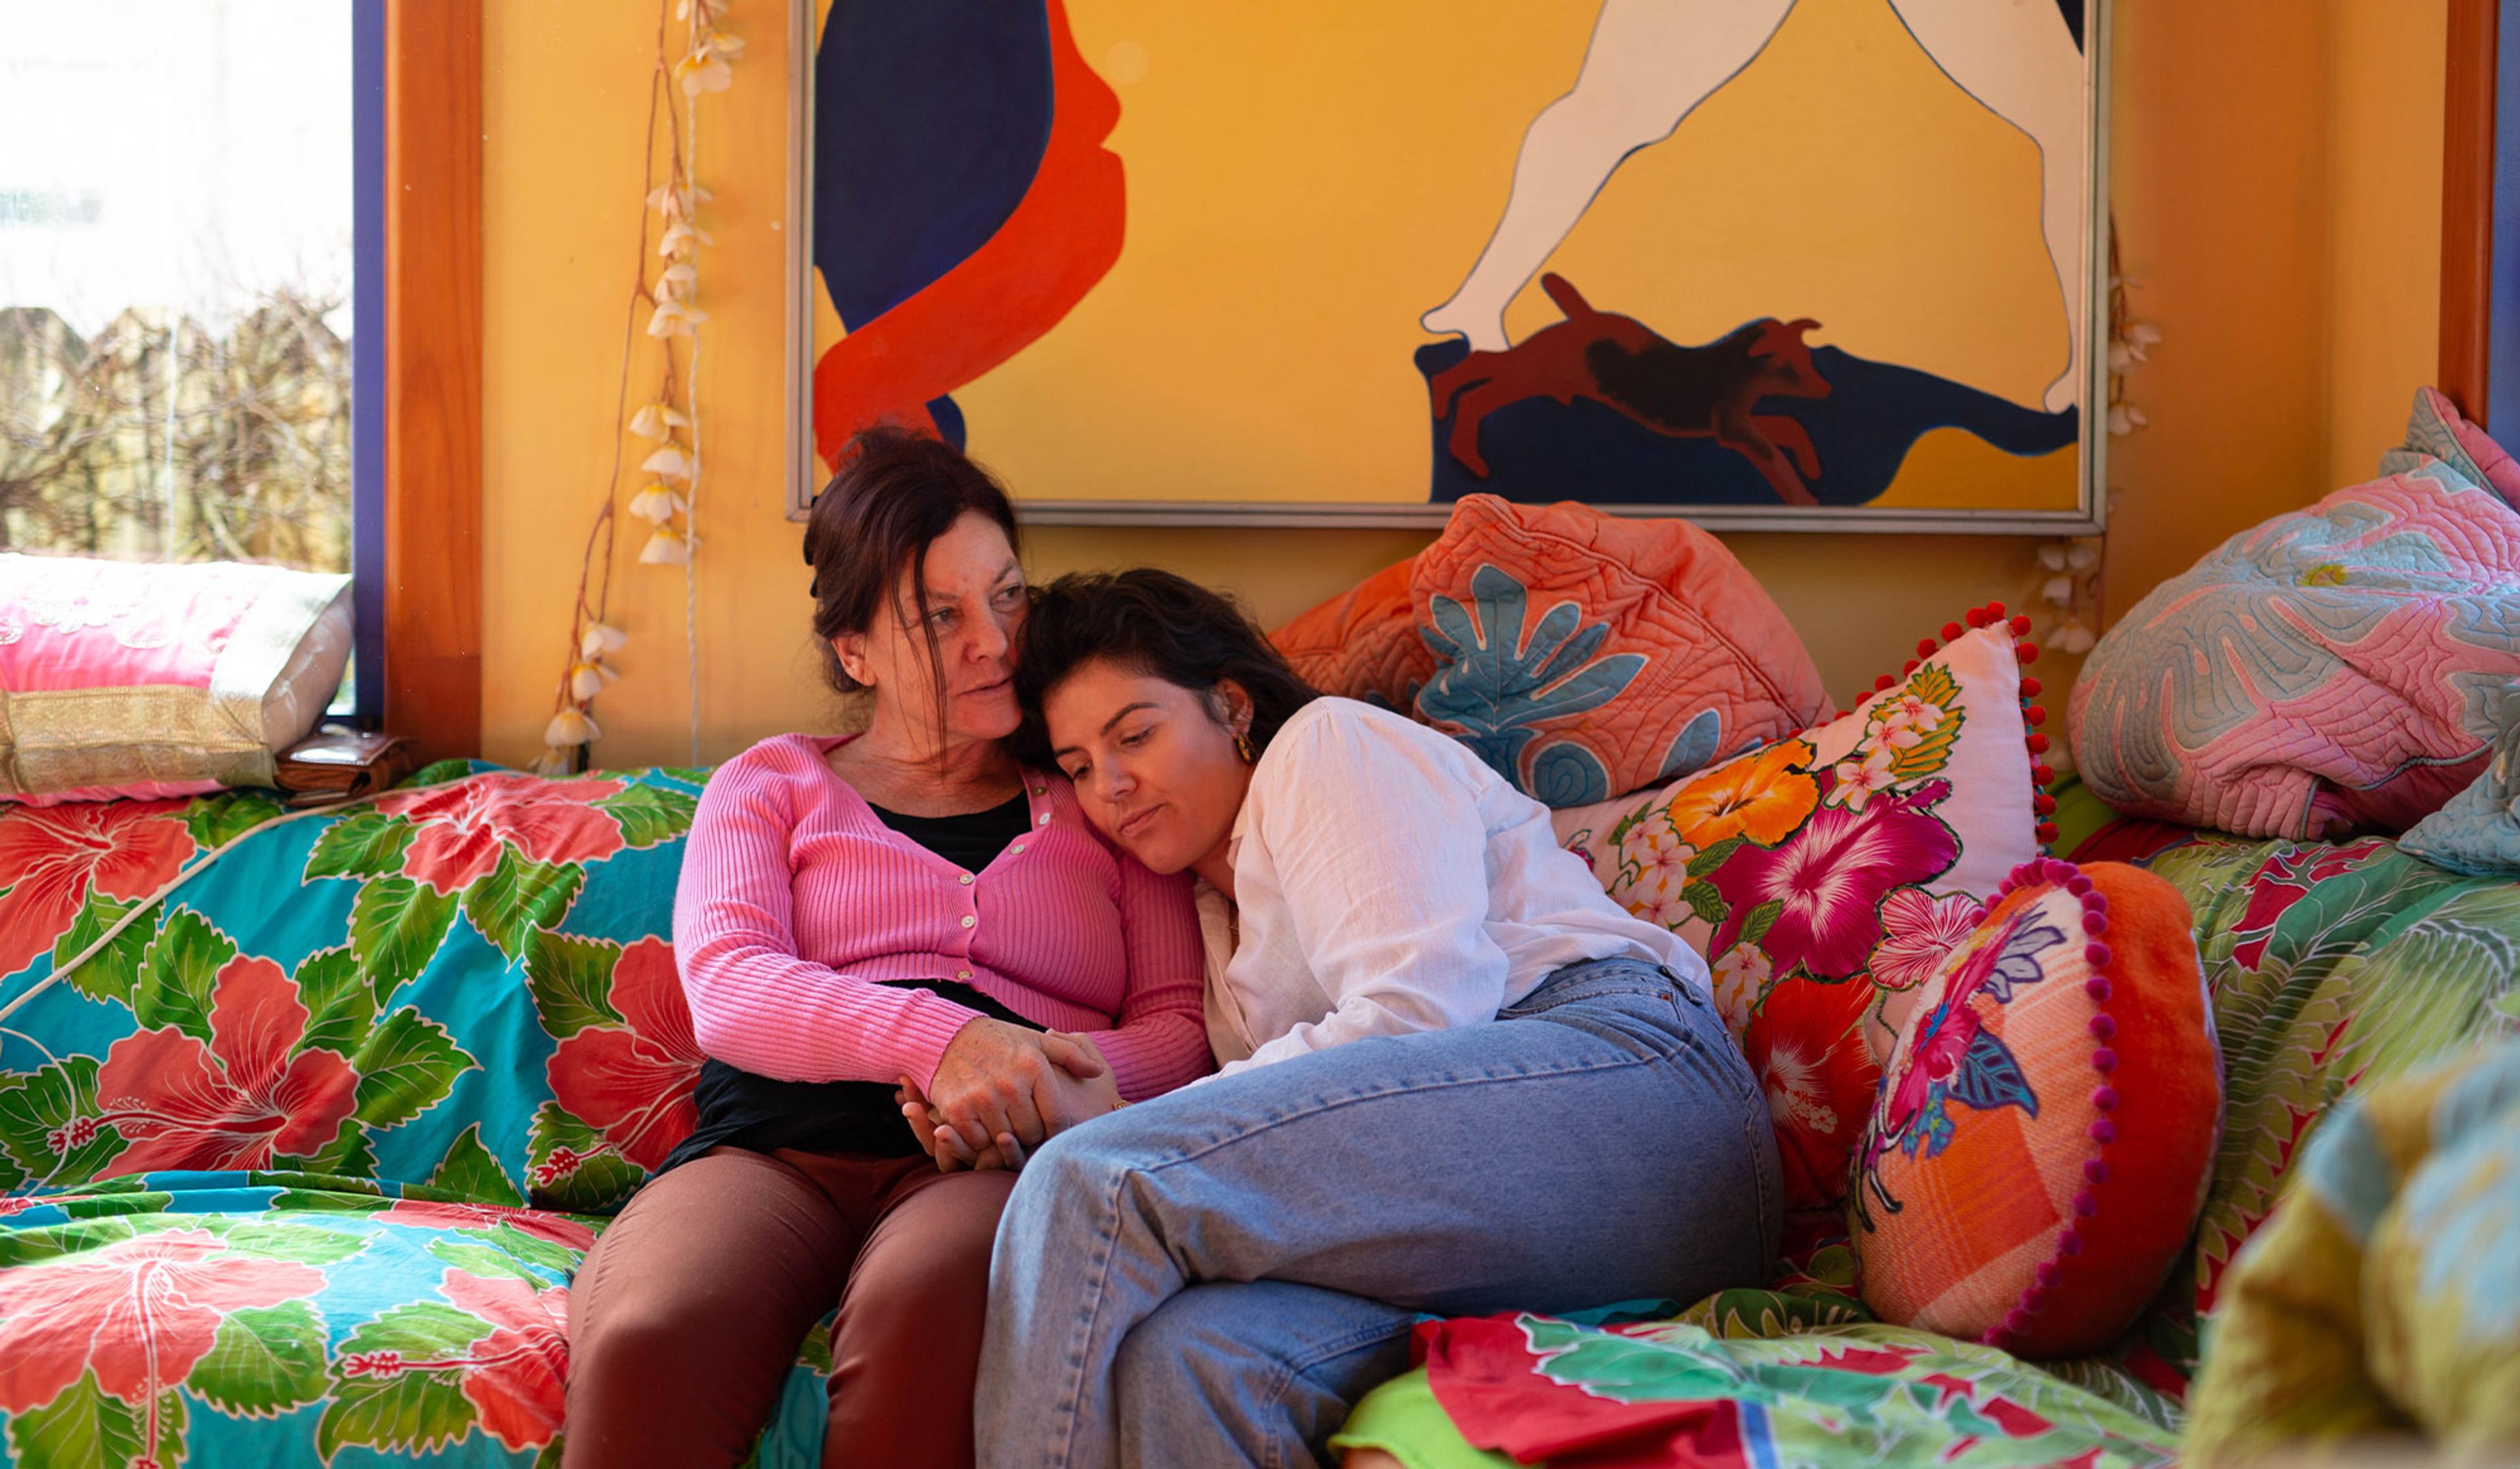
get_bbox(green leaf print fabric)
[0,767,835,1467]
[1341,833,2520,1467]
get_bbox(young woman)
[969,569,1780,1468]
[562,434,1209,1469]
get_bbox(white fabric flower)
[545,706,602,747]
[646,182,713,220]
[627,402,690,439]
[640,526,692,566]
[677,0,730,24]
[2042,573,2074,606]
[570,659,618,701]
[677,52,733,95]
[658,262,698,300]
[528,747,575,778]
[642,447,696,482]
[629,484,690,523]
[2038,543,2068,571]
[580,621,627,659]
[660,220,715,258]
[2057,619,2098,655]
[647,299,708,338]
[2106,403,2149,436]
[2067,543,2100,572]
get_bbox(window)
[0,1,383,712]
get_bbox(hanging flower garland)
[2021,220,2156,777]
[531,0,741,776]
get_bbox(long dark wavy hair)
[1011,569,1320,766]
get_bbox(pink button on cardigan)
[671,734,1212,1098]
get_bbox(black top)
[865,791,1032,873]
[660,789,1040,1172]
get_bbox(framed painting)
[786,0,2109,532]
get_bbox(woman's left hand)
[898,1033,1122,1171]
[898,1075,1024,1172]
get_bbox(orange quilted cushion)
[1853,858,2221,1359]
[1269,554,1433,711]
[1410,497,1830,807]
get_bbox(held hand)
[897,1075,1019,1172]
[926,1018,1062,1154]
[1036,1032,1124,1131]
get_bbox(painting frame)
[786,1,2111,534]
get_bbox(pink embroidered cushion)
[2381,386,2520,510]
[1410,495,1831,808]
[2069,460,2520,839]
[1552,608,2049,1213]
[0,554,352,803]
[1852,858,2221,1360]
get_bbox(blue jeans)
[975,957,1782,1468]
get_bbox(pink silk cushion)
[0,555,351,803]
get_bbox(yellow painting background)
[810,0,2085,512]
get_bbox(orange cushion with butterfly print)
[1852,858,2221,1359]
[1552,608,2053,1218]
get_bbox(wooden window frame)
[2442,0,2499,421]
[381,0,484,762]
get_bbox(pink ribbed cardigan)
[673,734,1212,1098]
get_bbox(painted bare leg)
[1887,0,2090,413]
[1421,0,1800,351]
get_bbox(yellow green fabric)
[2187,1039,2520,1464]
[1330,1369,1513,1469]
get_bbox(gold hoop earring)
[1235,730,1256,764]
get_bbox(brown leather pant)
[562,1146,1017,1468]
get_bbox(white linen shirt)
[1196,697,1701,1076]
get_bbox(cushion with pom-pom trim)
[1851,858,2222,1359]
[1551,608,2051,1216]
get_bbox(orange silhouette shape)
[811,0,1124,468]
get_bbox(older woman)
[562,433,1210,1468]
[971,569,1778,1468]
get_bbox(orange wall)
[480,2,2448,770]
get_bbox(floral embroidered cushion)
[1269,554,1434,711]
[1852,858,2222,1361]
[1408,495,1831,808]
[1554,610,2050,1214]
[0,554,352,804]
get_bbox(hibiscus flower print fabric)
[1552,625,2044,1214]
[0,764,849,1468]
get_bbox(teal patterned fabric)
[0,763,835,1468]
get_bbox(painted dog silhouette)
[1428,274,1832,506]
